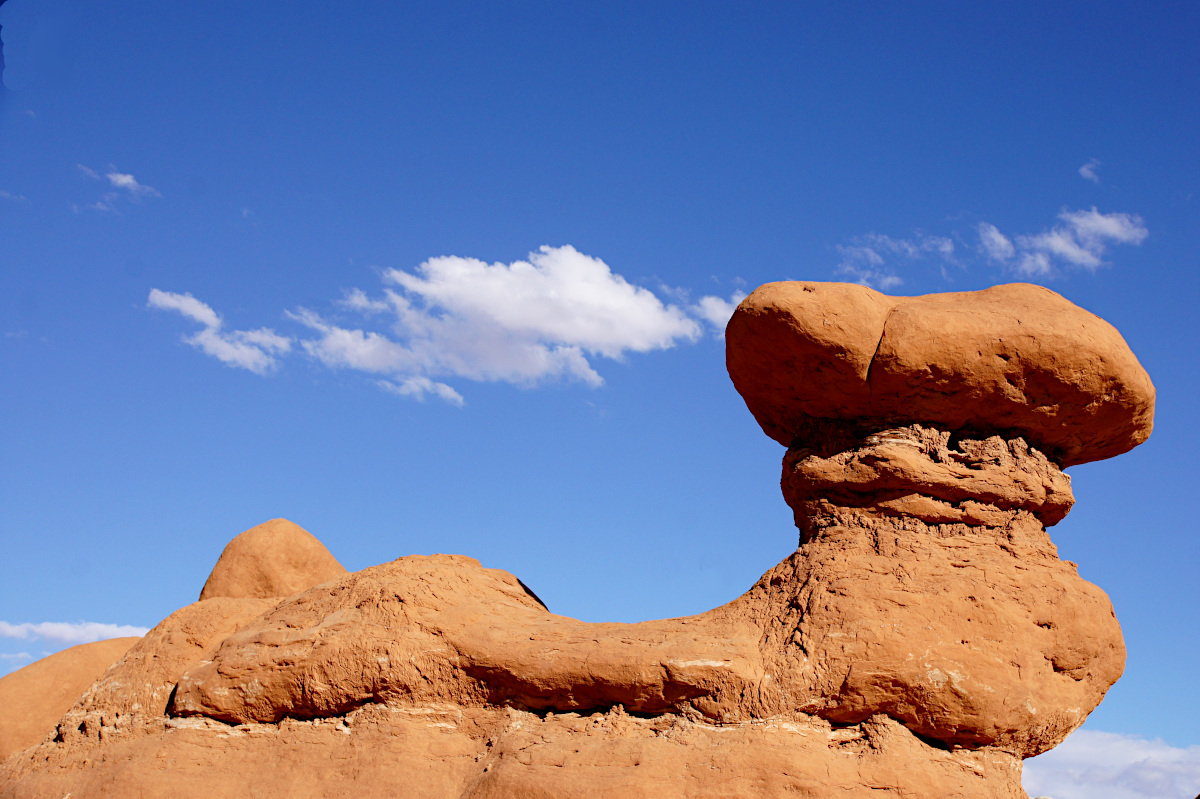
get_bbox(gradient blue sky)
[1,2,1197,794]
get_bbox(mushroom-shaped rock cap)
[726,281,1155,467]
[199,518,348,601]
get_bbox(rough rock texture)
[199,517,348,601]
[0,637,139,761]
[0,282,1152,797]
[726,281,1155,466]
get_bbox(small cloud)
[1079,158,1102,184]
[690,291,748,337]
[339,288,390,314]
[0,620,149,645]
[76,165,161,212]
[241,207,252,219]
[377,377,465,406]
[105,171,160,198]
[1023,729,1200,799]
[148,289,292,375]
[0,190,27,203]
[982,207,1149,277]
[978,222,1016,262]
[835,233,955,289]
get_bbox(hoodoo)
[0,282,1153,798]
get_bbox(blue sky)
[1,2,1197,795]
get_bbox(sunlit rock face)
[1,282,1152,798]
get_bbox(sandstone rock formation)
[0,282,1153,797]
[199,517,348,601]
[0,637,140,761]
[725,281,1154,466]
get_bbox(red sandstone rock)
[0,283,1153,797]
[726,281,1155,466]
[0,638,139,762]
[198,518,348,601]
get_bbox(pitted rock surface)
[0,638,140,761]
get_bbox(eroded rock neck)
[782,423,1074,544]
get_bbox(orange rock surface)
[198,518,348,601]
[0,283,1151,797]
[0,638,140,761]
[726,281,1155,466]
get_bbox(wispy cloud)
[76,164,161,212]
[151,246,738,404]
[105,171,161,198]
[977,222,1016,262]
[1023,729,1200,799]
[0,190,27,203]
[148,289,292,375]
[979,207,1148,277]
[1079,158,1102,184]
[0,621,149,645]
[377,377,465,406]
[835,233,956,289]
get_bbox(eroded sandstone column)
[727,280,1155,756]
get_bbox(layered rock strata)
[0,282,1153,798]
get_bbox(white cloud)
[148,289,292,375]
[148,288,221,328]
[835,233,956,289]
[384,246,700,358]
[691,292,748,337]
[76,164,160,212]
[105,171,160,198]
[0,621,149,645]
[287,245,705,401]
[378,377,465,406]
[978,222,1016,262]
[1023,729,1200,799]
[147,246,742,404]
[1080,158,1102,184]
[978,207,1148,277]
[0,190,27,203]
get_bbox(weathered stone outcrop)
[0,282,1152,797]
[0,638,140,761]
[199,518,347,601]
[725,281,1154,466]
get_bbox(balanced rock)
[0,637,139,762]
[199,518,347,601]
[726,281,1155,466]
[0,282,1152,797]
